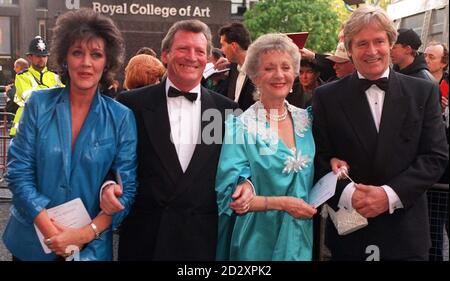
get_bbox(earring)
[252,88,261,101]
[62,63,67,70]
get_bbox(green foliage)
[244,0,341,53]
[330,0,352,26]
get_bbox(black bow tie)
[359,77,389,92]
[168,86,198,102]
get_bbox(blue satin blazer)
[2,87,138,261]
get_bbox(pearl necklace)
[267,106,288,121]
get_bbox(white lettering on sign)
[66,0,80,9]
[91,2,212,18]
[192,6,210,17]
[129,4,178,18]
[92,2,127,16]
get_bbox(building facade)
[0,0,255,84]
[387,0,449,51]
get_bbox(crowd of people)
[1,5,448,261]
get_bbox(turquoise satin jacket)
[216,102,314,261]
[3,87,138,261]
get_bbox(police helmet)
[26,36,50,56]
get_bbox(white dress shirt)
[234,64,247,102]
[165,78,201,172]
[99,79,201,196]
[338,68,404,214]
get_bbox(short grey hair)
[242,33,300,81]
[161,19,212,57]
[344,5,397,52]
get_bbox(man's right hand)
[100,184,124,215]
[230,181,254,214]
[299,48,315,61]
[214,57,231,71]
[441,95,448,113]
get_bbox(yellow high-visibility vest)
[10,66,64,136]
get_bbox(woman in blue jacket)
[2,8,137,261]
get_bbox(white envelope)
[309,171,338,207]
[34,198,91,254]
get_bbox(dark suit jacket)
[222,63,256,111]
[315,53,336,82]
[312,70,448,260]
[117,80,237,260]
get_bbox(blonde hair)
[343,5,397,51]
[124,54,166,90]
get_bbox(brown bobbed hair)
[50,8,125,90]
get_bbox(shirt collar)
[357,67,390,80]
[237,64,245,74]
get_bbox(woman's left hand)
[45,221,87,257]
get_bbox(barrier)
[427,183,449,261]
[0,112,14,181]
[318,182,449,261]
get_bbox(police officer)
[10,36,63,136]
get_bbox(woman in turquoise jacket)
[216,34,317,261]
[2,9,137,261]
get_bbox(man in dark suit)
[102,20,253,260]
[216,22,256,111]
[312,6,448,260]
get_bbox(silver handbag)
[322,204,368,235]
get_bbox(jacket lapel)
[142,81,183,185]
[339,73,379,158]
[169,87,218,201]
[55,88,71,184]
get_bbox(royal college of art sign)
[91,2,212,18]
[53,0,228,22]
[47,0,231,59]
